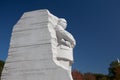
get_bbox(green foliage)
[108,60,120,80]
[0,60,4,80]
[84,73,96,80]
[109,61,120,68]
[93,73,109,80]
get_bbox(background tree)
[93,73,109,80]
[0,60,4,80]
[108,59,120,80]
[84,73,96,80]
[72,70,83,80]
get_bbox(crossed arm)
[55,26,76,48]
[59,30,76,48]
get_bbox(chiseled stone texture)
[1,9,75,80]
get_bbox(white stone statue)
[1,9,76,80]
[55,18,76,48]
[55,18,76,71]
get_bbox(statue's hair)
[57,18,67,29]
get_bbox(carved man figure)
[55,18,76,48]
[54,18,76,70]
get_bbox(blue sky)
[0,0,120,74]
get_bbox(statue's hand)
[71,40,76,48]
[61,39,71,48]
[65,41,71,48]
[60,30,76,48]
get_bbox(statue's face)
[58,18,67,29]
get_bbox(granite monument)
[1,9,76,80]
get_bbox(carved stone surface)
[1,9,76,80]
